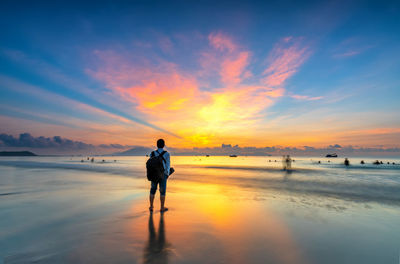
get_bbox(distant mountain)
[0,151,37,156]
[114,146,153,156]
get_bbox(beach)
[1,156,400,263]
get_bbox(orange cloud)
[88,33,311,147]
[347,127,400,136]
[114,72,199,113]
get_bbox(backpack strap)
[159,151,167,163]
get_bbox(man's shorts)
[150,175,167,196]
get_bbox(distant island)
[0,151,37,156]
[114,146,153,156]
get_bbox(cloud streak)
[0,52,180,138]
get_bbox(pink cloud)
[208,32,237,53]
[220,51,250,85]
[202,33,251,86]
[262,37,310,87]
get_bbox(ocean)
[1,155,400,263]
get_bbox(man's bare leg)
[160,195,168,212]
[149,194,155,211]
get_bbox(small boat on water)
[326,153,338,157]
[229,155,237,157]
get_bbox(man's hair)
[157,139,165,148]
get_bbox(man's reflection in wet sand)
[143,212,171,264]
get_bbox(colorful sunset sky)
[0,0,399,154]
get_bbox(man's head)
[157,139,165,148]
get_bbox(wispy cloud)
[262,37,310,87]
[333,50,361,58]
[290,94,323,101]
[332,37,374,58]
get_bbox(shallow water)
[1,156,400,263]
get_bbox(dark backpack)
[146,150,166,182]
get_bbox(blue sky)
[0,0,399,153]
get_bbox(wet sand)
[1,156,400,263]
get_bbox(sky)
[0,0,399,154]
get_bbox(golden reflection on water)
[127,179,306,264]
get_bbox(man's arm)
[165,152,171,176]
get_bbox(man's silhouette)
[149,139,171,212]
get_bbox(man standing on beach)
[149,139,171,212]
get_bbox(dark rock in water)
[0,151,37,156]
[361,160,365,164]
[318,161,321,164]
[373,160,380,165]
